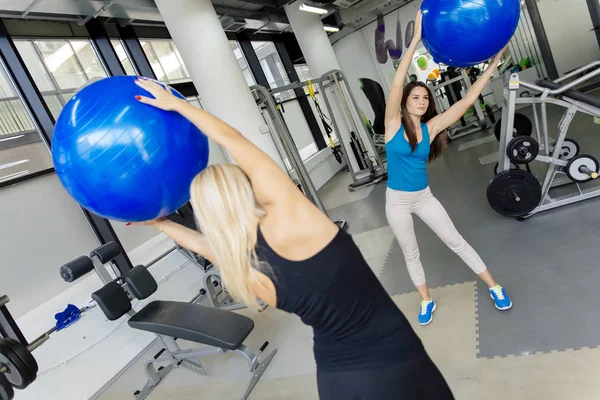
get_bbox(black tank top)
[256,227,423,371]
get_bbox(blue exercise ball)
[52,76,209,222]
[421,0,520,67]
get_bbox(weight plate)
[565,154,600,183]
[494,113,533,141]
[0,373,14,400]
[494,161,519,175]
[551,138,580,161]
[0,340,33,390]
[1,339,37,376]
[507,136,539,164]
[487,169,542,217]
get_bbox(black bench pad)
[536,79,600,109]
[128,301,254,350]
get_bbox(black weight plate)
[507,136,539,164]
[487,169,542,217]
[494,161,519,175]
[494,112,533,141]
[2,339,37,376]
[0,340,33,390]
[0,373,14,400]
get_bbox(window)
[14,39,108,119]
[140,39,191,84]
[251,41,295,101]
[0,59,52,183]
[111,40,137,75]
[230,41,256,87]
[186,95,204,110]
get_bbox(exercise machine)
[306,80,344,164]
[60,221,244,312]
[358,78,387,158]
[62,243,276,400]
[490,61,600,219]
[251,84,348,231]
[428,68,490,140]
[265,70,387,192]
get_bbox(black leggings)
[316,351,454,400]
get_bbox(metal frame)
[428,69,488,140]
[266,70,387,191]
[252,84,327,211]
[135,334,276,400]
[496,61,600,219]
[251,84,348,230]
[523,0,559,80]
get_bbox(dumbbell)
[0,335,46,400]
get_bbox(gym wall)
[537,0,600,76]
[332,2,421,121]
[0,175,98,319]
[333,28,389,128]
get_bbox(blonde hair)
[189,163,267,311]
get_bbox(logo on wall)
[375,12,415,69]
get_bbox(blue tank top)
[386,123,430,192]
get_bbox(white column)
[154,0,285,169]
[283,3,341,76]
[285,2,364,173]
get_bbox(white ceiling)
[0,0,289,26]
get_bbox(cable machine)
[266,70,387,192]
[250,85,348,231]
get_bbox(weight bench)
[62,244,276,400]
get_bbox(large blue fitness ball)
[421,0,521,68]
[52,76,209,222]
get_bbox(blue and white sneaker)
[489,285,512,310]
[418,300,436,325]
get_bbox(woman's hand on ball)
[126,217,167,229]
[134,77,185,111]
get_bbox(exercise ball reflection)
[421,0,520,67]
[52,76,209,222]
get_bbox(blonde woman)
[130,77,454,399]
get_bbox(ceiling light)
[299,3,328,14]
[324,25,340,32]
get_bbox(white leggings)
[385,187,487,287]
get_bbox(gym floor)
[98,99,600,399]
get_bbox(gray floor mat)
[475,199,600,358]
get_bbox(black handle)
[60,256,94,282]
[90,242,122,264]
